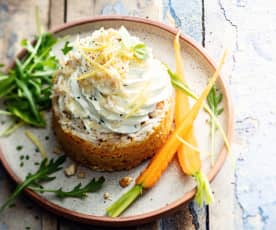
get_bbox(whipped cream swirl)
[55,27,173,134]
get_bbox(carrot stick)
[173,31,201,174]
[174,32,189,123]
[174,33,216,205]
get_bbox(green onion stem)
[106,185,143,217]
[193,171,214,206]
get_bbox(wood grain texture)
[204,1,239,230]
[94,0,163,20]
[0,0,49,64]
[66,0,95,21]
[49,0,65,28]
[205,0,276,229]
[41,212,58,230]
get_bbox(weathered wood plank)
[66,0,95,21]
[204,1,242,230]
[205,0,276,229]
[49,0,65,28]
[66,0,163,21]
[160,205,195,230]
[93,0,163,20]
[204,1,239,230]
[59,217,135,230]
[0,0,49,64]
[41,211,59,230]
[163,0,203,43]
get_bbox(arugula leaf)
[15,78,40,120]
[50,177,105,199]
[0,74,15,98]
[106,185,142,217]
[132,43,148,60]
[0,154,105,213]
[0,155,66,212]
[61,41,73,55]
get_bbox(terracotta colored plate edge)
[0,16,234,227]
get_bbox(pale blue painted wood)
[165,0,203,43]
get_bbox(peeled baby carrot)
[173,32,201,174]
[174,34,226,205]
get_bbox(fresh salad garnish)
[0,154,105,212]
[0,9,58,127]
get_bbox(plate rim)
[0,15,234,226]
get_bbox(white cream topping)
[55,27,173,134]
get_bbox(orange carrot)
[136,50,227,188]
[173,32,201,174]
[174,31,189,123]
[174,33,219,205]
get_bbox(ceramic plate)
[0,16,233,226]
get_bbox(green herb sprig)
[32,177,105,199]
[61,41,73,55]
[106,184,143,217]
[0,155,105,213]
[0,9,58,127]
[0,155,66,212]
[207,85,224,165]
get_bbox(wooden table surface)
[1,0,276,229]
